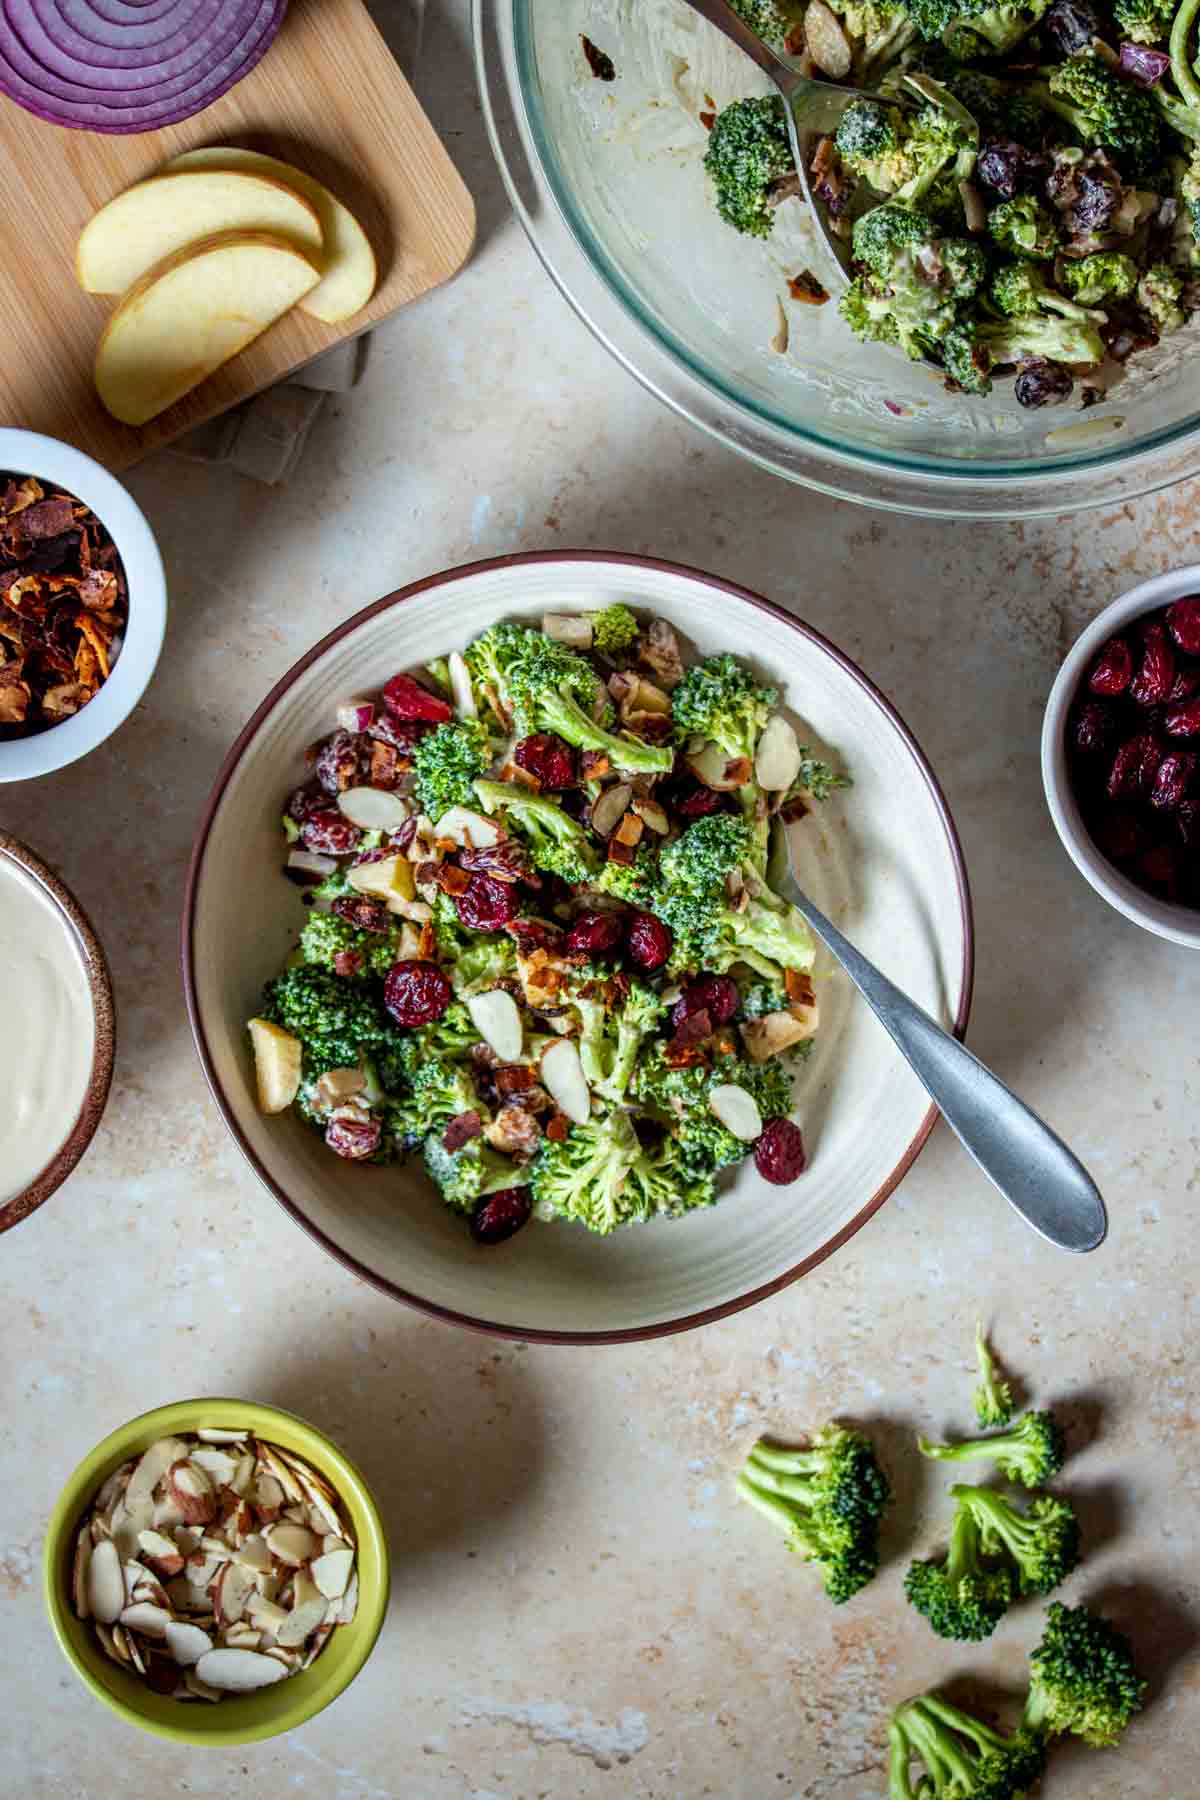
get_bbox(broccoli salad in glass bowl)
[246,606,848,1246]
[699,0,1200,406]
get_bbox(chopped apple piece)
[346,852,415,903]
[247,1018,302,1114]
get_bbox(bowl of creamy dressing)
[0,835,114,1233]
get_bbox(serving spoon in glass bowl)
[768,819,1107,1253]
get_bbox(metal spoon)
[767,819,1107,1252]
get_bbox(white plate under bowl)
[183,553,972,1341]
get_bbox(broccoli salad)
[699,0,1200,404]
[247,607,849,1245]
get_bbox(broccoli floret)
[898,0,1049,50]
[736,1426,891,1604]
[589,603,640,657]
[602,980,667,1104]
[829,0,915,70]
[1040,57,1163,180]
[904,1498,1015,1641]
[450,935,518,998]
[389,1058,483,1147]
[950,1482,1081,1595]
[973,1320,1015,1427]
[1021,1602,1146,1748]
[907,57,1048,144]
[591,845,660,906]
[412,719,492,824]
[1115,0,1175,38]
[296,909,405,981]
[919,1409,1066,1487]
[634,1044,789,1174]
[726,0,806,49]
[530,1109,648,1234]
[889,1695,1048,1800]
[836,98,920,190]
[654,814,816,982]
[671,653,777,764]
[990,259,1101,319]
[376,999,481,1094]
[988,194,1059,257]
[739,977,790,1019]
[1138,259,1187,329]
[422,1133,527,1213]
[779,752,853,810]
[852,200,938,279]
[474,778,600,883]
[262,964,389,1073]
[889,78,980,204]
[704,96,796,239]
[1058,249,1139,304]
[624,1137,720,1218]
[942,314,1104,393]
[846,203,983,358]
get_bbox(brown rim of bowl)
[182,550,975,1344]
[0,835,115,1234]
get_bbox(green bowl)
[43,1398,389,1745]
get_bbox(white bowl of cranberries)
[1043,567,1200,948]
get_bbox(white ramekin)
[1042,565,1200,948]
[0,429,166,783]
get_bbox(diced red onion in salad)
[336,701,376,735]
[1118,42,1170,84]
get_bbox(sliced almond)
[275,1598,329,1648]
[94,1621,121,1666]
[167,1459,216,1526]
[708,1083,763,1143]
[230,1452,256,1498]
[151,1497,186,1532]
[254,1473,286,1522]
[233,1532,272,1573]
[223,1624,262,1651]
[125,1437,190,1512]
[87,1537,125,1624]
[466,989,524,1064]
[589,781,633,839]
[137,1529,185,1578]
[301,1623,334,1670]
[543,611,592,649]
[631,796,670,834]
[109,1491,155,1558]
[805,0,852,76]
[311,1548,354,1601]
[257,1444,306,1504]
[338,1571,359,1626]
[174,1526,201,1556]
[314,1066,366,1108]
[247,1594,289,1635]
[72,1531,92,1619]
[195,1429,247,1446]
[448,649,477,719]
[213,1561,255,1627]
[94,1463,133,1515]
[119,1602,170,1639]
[741,1010,812,1062]
[433,806,501,849]
[164,1619,213,1666]
[322,1533,352,1557]
[336,786,411,832]
[686,741,746,791]
[132,1572,171,1611]
[184,1669,223,1701]
[189,1448,238,1487]
[754,715,802,792]
[540,1038,591,1125]
[265,1522,318,1567]
[194,1648,290,1693]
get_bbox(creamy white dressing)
[0,855,94,1202]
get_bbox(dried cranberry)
[1130,622,1176,706]
[382,671,453,724]
[1169,666,1200,703]
[626,911,673,972]
[1178,799,1200,846]
[674,783,727,819]
[1072,702,1117,756]
[976,140,1044,198]
[1150,750,1198,810]
[300,808,362,855]
[1107,733,1162,798]
[1165,697,1200,737]
[1087,636,1133,696]
[1166,596,1200,655]
[333,950,363,978]
[325,1107,382,1161]
[1138,842,1181,896]
[456,873,520,931]
[565,910,625,955]
[470,1186,532,1245]
[754,1118,807,1184]
[514,732,576,789]
[1092,805,1147,862]
[314,729,365,794]
[672,1007,713,1048]
[383,960,453,1026]
[1014,362,1073,410]
[332,895,390,931]
[1044,0,1100,51]
[286,781,325,823]
[671,974,739,1032]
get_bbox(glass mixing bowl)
[474,0,1200,516]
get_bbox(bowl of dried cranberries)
[1043,568,1200,947]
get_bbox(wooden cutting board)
[0,0,475,470]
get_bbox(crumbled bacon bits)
[787,270,830,306]
[0,474,127,738]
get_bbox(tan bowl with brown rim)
[0,835,115,1233]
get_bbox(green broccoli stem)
[534,688,674,774]
[1172,0,1200,113]
[734,1472,821,1551]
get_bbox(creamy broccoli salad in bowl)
[185,554,971,1340]
[475,0,1200,513]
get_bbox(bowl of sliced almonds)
[43,1398,388,1744]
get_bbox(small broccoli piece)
[602,980,667,1104]
[592,845,660,906]
[375,999,481,1094]
[890,80,980,206]
[704,96,795,239]
[1058,250,1139,305]
[634,1044,788,1175]
[829,0,915,71]
[422,1133,527,1213]
[530,1108,648,1234]
[951,1482,1081,1595]
[736,1426,891,1604]
[904,1494,1015,1641]
[1138,260,1187,330]
[1115,0,1175,39]
[990,259,1101,320]
[262,965,390,1073]
[624,1137,720,1218]
[919,1409,1066,1488]
[889,1695,1048,1800]
[450,935,518,998]
[671,653,777,765]
[779,752,853,810]
[1040,57,1163,180]
[943,313,1104,393]
[840,275,904,348]
[726,0,806,49]
[739,977,790,1019]
[846,204,982,358]
[474,777,600,882]
[590,604,640,656]
[898,0,1049,48]
[296,909,405,981]
[412,719,492,824]
[1021,1602,1146,1748]
[988,194,1059,258]
[654,814,816,982]
[835,98,918,191]
[389,1057,483,1147]
[973,1319,1015,1427]
[852,200,939,280]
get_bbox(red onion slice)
[0,0,284,129]
[58,0,214,45]
[28,0,258,70]
[9,0,263,91]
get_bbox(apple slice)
[94,232,320,428]
[165,146,377,323]
[247,1018,302,1114]
[78,172,322,297]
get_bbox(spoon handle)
[781,884,1107,1253]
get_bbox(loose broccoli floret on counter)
[919,1409,1066,1487]
[1115,0,1175,40]
[530,1108,648,1234]
[474,778,601,883]
[1021,1602,1146,1748]
[942,314,1104,393]
[888,1694,1048,1800]
[736,1426,891,1604]
[1058,249,1139,305]
[988,193,1060,257]
[590,602,641,656]
[422,1133,527,1213]
[1039,57,1163,180]
[413,719,492,823]
[904,1496,1015,1640]
[973,1319,1015,1427]
[990,259,1101,319]
[950,1482,1081,1594]
[704,96,796,239]
[295,908,406,981]
[262,964,390,1073]
[726,0,806,49]
[652,813,816,981]
[1138,260,1188,330]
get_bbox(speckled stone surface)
[3,5,1199,1794]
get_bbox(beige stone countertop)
[3,5,1199,1795]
